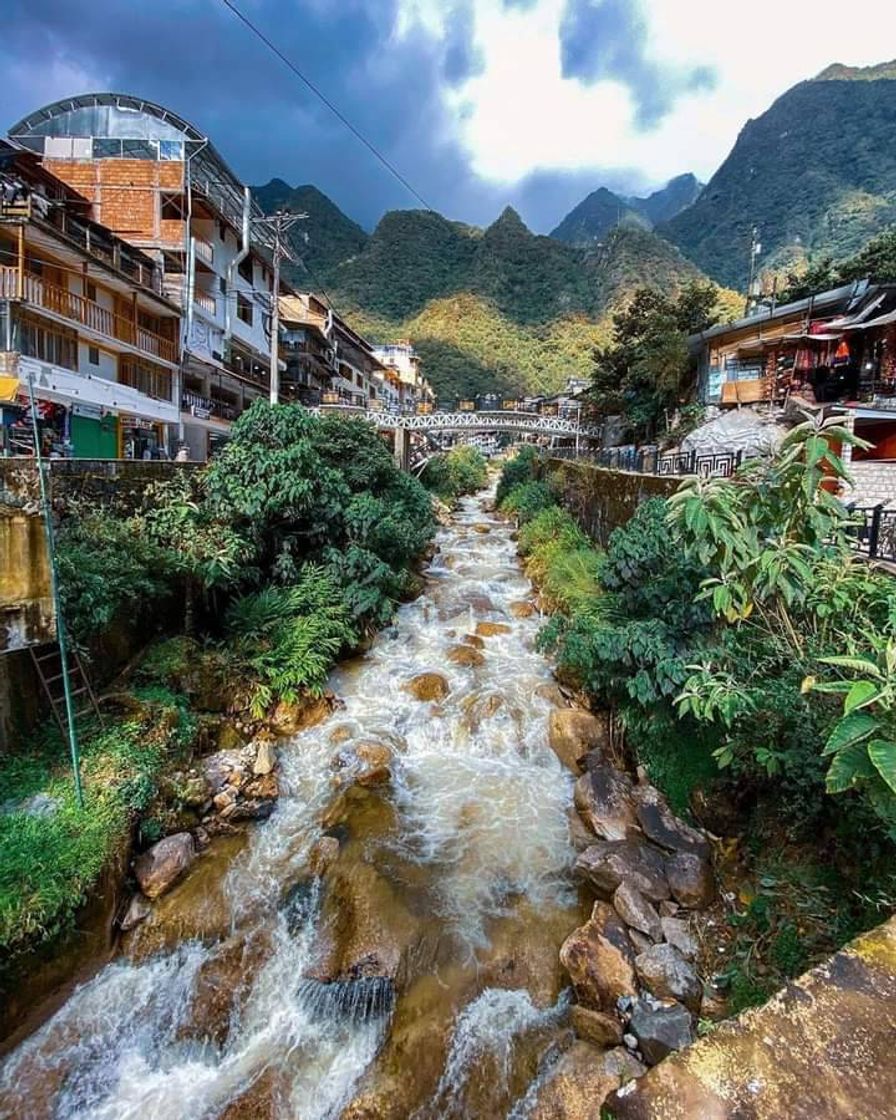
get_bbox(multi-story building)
[0,140,181,457]
[8,93,282,459]
[372,339,434,412]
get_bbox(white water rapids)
[0,489,583,1120]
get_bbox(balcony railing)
[194,290,217,317]
[0,266,178,364]
[182,390,237,422]
[194,238,214,267]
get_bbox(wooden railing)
[0,266,178,364]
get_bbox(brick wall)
[847,461,896,508]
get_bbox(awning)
[842,309,896,331]
[780,332,843,342]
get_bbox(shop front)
[119,415,169,460]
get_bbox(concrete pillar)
[393,427,411,471]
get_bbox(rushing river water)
[1,489,587,1120]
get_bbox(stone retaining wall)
[543,459,682,547]
[847,460,896,508]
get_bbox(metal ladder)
[29,643,102,735]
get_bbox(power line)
[217,0,434,213]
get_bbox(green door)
[71,414,119,459]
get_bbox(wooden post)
[16,225,24,300]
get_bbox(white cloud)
[398,0,896,191]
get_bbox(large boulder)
[560,902,638,1011]
[576,841,670,903]
[613,882,662,942]
[631,785,710,859]
[331,741,393,789]
[475,621,511,637]
[404,672,450,702]
[446,644,485,668]
[524,1043,645,1120]
[661,916,698,960]
[665,851,716,910]
[133,832,196,900]
[628,997,695,1066]
[634,944,702,1013]
[575,765,639,841]
[549,709,609,772]
[570,1005,624,1048]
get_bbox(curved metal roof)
[8,93,206,143]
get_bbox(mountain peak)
[491,205,529,232]
[814,59,896,82]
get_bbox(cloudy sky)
[4,0,895,232]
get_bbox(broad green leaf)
[826,741,876,793]
[820,655,883,679]
[844,680,881,713]
[867,740,896,795]
[822,711,878,757]
[809,681,853,694]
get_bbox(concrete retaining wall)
[544,458,682,547]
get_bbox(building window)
[238,256,253,284]
[88,346,100,366]
[86,281,97,302]
[18,313,78,369]
[219,276,227,294]
[236,293,253,326]
[119,357,172,402]
[159,140,183,161]
[160,193,186,221]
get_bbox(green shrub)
[501,480,556,523]
[496,445,539,505]
[422,445,488,501]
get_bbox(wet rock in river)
[332,741,393,789]
[404,672,451,702]
[628,997,695,1066]
[308,836,341,877]
[473,523,492,534]
[475,621,511,637]
[549,709,609,772]
[119,892,152,932]
[446,644,485,668]
[574,763,639,840]
[270,694,333,736]
[509,600,536,618]
[524,1042,645,1120]
[252,740,276,776]
[665,850,716,909]
[631,784,711,859]
[461,633,485,649]
[613,882,662,942]
[560,901,638,1011]
[133,832,196,900]
[635,944,702,1013]
[181,929,273,1048]
[570,1004,624,1048]
[576,841,670,903]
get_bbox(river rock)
[120,893,152,932]
[252,740,277,776]
[446,644,485,668]
[560,901,638,1011]
[524,1043,645,1120]
[462,633,485,649]
[635,944,702,1013]
[133,832,196,899]
[628,997,695,1066]
[404,672,450,702]
[665,850,716,909]
[576,841,670,903]
[661,916,698,960]
[574,764,639,840]
[549,709,609,771]
[570,1005,624,1048]
[631,785,711,858]
[509,600,535,618]
[332,741,393,788]
[613,882,663,942]
[568,808,596,853]
[271,695,332,736]
[309,836,341,877]
[473,523,491,534]
[475,621,510,637]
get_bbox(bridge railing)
[848,504,896,564]
[551,445,744,479]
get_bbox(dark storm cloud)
[1,0,692,232]
[559,0,716,127]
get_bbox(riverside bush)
[421,445,488,501]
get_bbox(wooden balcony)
[0,266,178,365]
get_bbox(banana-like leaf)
[844,680,881,713]
[826,741,876,793]
[822,711,878,757]
[819,655,883,678]
[868,739,896,795]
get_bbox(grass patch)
[0,693,195,958]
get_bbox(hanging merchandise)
[833,339,851,366]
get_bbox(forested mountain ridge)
[549,174,701,248]
[661,62,896,288]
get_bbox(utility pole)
[254,210,306,405]
[745,226,761,317]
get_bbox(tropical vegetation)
[421,444,488,502]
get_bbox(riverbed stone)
[446,643,485,667]
[575,764,639,840]
[631,784,711,858]
[635,944,702,1013]
[309,835,341,877]
[576,841,670,903]
[475,621,511,637]
[560,901,638,1011]
[525,1042,645,1120]
[461,633,485,649]
[665,850,716,909]
[661,916,698,960]
[119,892,152,932]
[133,832,196,899]
[509,600,536,618]
[549,709,609,771]
[252,740,277,776]
[613,882,663,942]
[404,672,450,702]
[628,997,695,1066]
[570,1005,625,1048]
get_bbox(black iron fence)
[552,445,744,479]
[849,505,896,564]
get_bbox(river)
[0,488,588,1120]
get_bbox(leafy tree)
[422,445,488,501]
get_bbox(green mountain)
[550,175,701,248]
[662,61,896,288]
[328,207,711,400]
[251,179,369,281]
